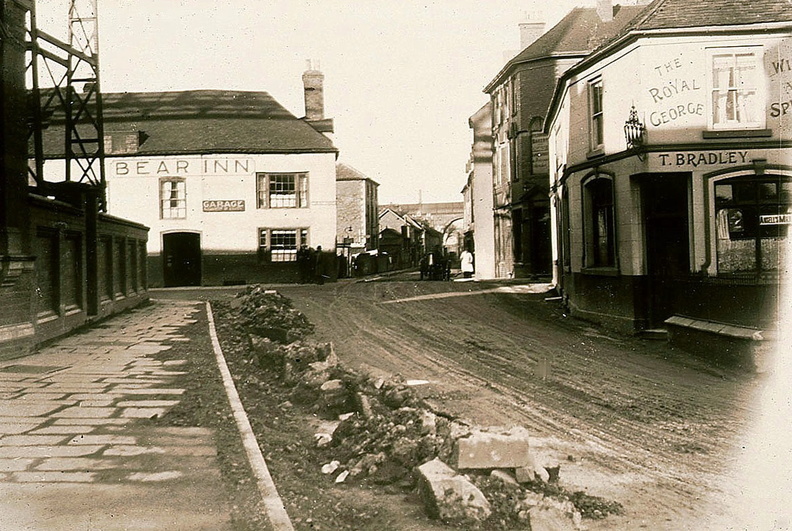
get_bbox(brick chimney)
[519,21,545,50]
[302,59,324,121]
[597,0,614,22]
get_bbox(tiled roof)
[42,90,337,156]
[487,5,645,91]
[543,0,792,133]
[627,0,792,30]
[336,162,378,184]
[512,5,646,62]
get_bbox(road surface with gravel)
[271,274,769,530]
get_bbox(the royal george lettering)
[658,151,749,167]
[202,200,245,212]
[648,78,701,104]
[648,57,704,127]
[649,102,704,126]
[114,158,252,176]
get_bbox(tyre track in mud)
[281,280,758,528]
[287,281,751,454]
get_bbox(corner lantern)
[623,105,646,159]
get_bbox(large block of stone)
[416,458,491,524]
[455,427,531,469]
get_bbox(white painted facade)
[464,102,497,280]
[547,21,791,333]
[550,32,792,279]
[105,152,338,256]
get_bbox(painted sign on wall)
[531,133,549,174]
[768,38,792,119]
[656,150,750,168]
[114,157,253,177]
[646,56,704,128]
[202,200,245,212]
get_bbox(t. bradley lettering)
[658,151,749,167]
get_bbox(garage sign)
[202,200,245,212]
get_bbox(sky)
[36,0,641,204]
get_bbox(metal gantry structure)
[25,0,106,209]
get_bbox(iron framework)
[25,0,106,209]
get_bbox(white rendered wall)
[104,152,337,255]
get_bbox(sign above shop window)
[202,200,245,212]
[656,150,749,168]
[759,213,792,225]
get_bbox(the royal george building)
[43,68,338,287]
[546,0,791,362]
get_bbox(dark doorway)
[530,205,552,275]
[513,203,552,276]
[643,174,690,327]
[162,232,201,287]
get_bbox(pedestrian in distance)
[296,245,311,283]
[460,248,474,279]
[315,245,325,285]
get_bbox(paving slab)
[0,435,69,446]
[0,421,46,435]
[0,301,234,530]
[52,407,119,419]
[0,483,231,530]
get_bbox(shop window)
[715,175,790,277]
[257,173,308,208]
[160,178,186,219]
[709,48,762,130]
[258,228,309,262]
[588,79,604,150]
[583,176,616,268]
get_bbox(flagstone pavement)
[0,301,233,530]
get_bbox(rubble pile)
[227,285,623,529]
[232,286,314,342]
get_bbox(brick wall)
[0,195,149,361]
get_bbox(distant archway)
[441,217,464,256]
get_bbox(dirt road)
[277,275,767,530]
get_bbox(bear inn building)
[44,66,339,287]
